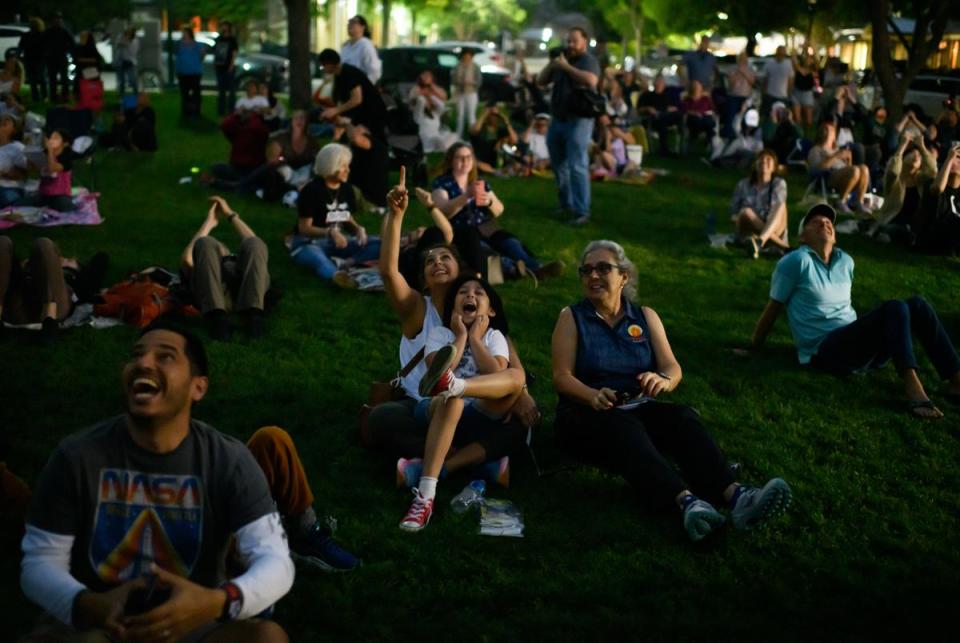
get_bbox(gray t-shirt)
[27,416,275,592]
[548,51,601,121]
[764,58,794,99]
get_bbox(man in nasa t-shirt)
[20,321,293,641]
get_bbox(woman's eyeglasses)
[578,262,619,277]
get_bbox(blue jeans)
[721,95,747,139]
[811,297,960,379]
[116,61,138,96]
[547,117,594,217]
[216,67,236,116]
[0,187,24,208]
[487,234,540,272]
[290,236,382,280]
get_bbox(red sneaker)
[399,489,434,532]
[418,344,459,398]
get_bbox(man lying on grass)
[20,320,293,642]
[750,203,960,419]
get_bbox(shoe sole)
[418,344,458,398]
[686,511,727,542]
[399,512,431,532]
[396,459,421,488]
[735,479,792,529]
[290,551,360,573]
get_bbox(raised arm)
[380,166,426,335]
[432,185,471,219]
[210,196,256,239]
[751,299,784,348]
[934,146,958,194]
[180,201,221,270]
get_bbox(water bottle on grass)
[450,480,486,514]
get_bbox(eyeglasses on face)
[578,261,619,277]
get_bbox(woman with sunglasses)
[551,240,792,542]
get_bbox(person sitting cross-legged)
[20,321,293,643]
[730,149,790,258]
[181,196,271,340]
[750,203,960,419]
[289,142,381,289]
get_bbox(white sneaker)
[730,479,792,530]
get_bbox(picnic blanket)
[0,192,103,230]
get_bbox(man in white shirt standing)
[762,46,795,120]
[20,321,294,642]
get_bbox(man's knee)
[241,235,268,261]
[247,425,293,453]
[32,237,57,257]
[880,299,910,324]
[194,236,221,260]
[906,295,935,320]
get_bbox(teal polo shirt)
[770,245,858,364]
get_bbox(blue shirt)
[176,41,205,76]
[431,174,492,229]
[770,245,858,364]
[682,50,717,88]
[569,297,656,395]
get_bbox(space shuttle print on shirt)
[90,468,203,583]
[324,197,351,224]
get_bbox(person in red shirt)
[202,112,270,190]
[681,80,717,149]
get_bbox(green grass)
[3,93,960,641]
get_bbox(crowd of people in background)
[4,11,960,641]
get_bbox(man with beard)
[20,321,293,641]
[538,28,600,226]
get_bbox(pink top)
[682,95,714,115]
[40,168,72,197]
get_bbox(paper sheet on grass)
[479,499,524,537]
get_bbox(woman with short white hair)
[288,143,381,288]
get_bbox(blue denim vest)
[570,298,656,394]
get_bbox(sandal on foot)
[907,399,943,419]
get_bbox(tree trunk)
[285,0,312,109]
[635,0,643,66]
[382,0,392,47]
[868,0,950,122]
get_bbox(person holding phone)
[551,239,792,542]
[431,142,564,282]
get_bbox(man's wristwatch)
[219,581,243,621]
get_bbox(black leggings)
[555,401,735,509]
[367,397,528,461]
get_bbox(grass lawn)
[2,92,960,641]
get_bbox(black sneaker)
[205,310,231,341]
[244,308,266,339]
[289,521,361,572]
[40,317,59,344]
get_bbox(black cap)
[797,202,836,235]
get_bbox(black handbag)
[568,86,605,118]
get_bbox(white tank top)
[399,295,443,400]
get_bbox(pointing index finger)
[398,165,407,191]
